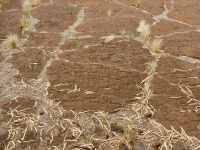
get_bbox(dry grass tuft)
[127,32,134,40]
[137,20,151,42]
[107,10,112,17]
[141,24,151,42]
[6,33,19,49]
[136,1,141,8]
[22,0,32,15]
[75,41,83,49]
[104,34,116,43]
[136,20,146,33]
[152,38,163,53]
[20,15,30,29]
[120,30,126,39]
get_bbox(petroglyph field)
[1,0,200,149]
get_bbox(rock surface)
[1,0,200,149]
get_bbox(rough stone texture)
[139,0,170,15]
[54,0,101,5]
[168,0,200,26]
[164,31,200,59]
[151,20,195,36]
[0,10,23,44]
[84,2,152,20]
[47,60,146,112]
[119,0,171,15]
[0,53,4,62]
[76,3,153,37]
[59,40,152,72]
[8,48,46,81]
[149,57,200,139]
[156,57,200,86]
[1,0,21,11]
[59,36,102,50]
[1,0,200,149]
[24,32,60,48]
[77,17,145,36]
[31,5,79,32]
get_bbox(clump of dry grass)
[136,20,146,33]
[147,64,153,73]
[127,32,134,40]
[22,0,32,15]
[152,38,163,53]
[136,0,141,8]
[104,34,116,43]
[107,10,112,17]
[75,41,83,49]
[120,30,126,39]
[6,33,19,49]
[141,24,151,42]
[20,15,30,29]
[137,20,151,42]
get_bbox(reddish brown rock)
[59,36,102,50]
[24,32,60,48]
[0,10,23,44]
[54,0,101,5]
[149,56,200,140]
[59,40,153,72]
[1,0,21,11]
[77,4,153,36]
[168,0,200,26]
[1,0,200,148]
[47,60,146,112]
[164,31,200,59]
[0,53,4,62]
[2,97,36,115]
[8,48,46,81]
[140,0,170,15]
[120,0,171,15]
[31,5,79,32]
[156,56,200,86]
[84,2,153,20]
[151,20,195,36]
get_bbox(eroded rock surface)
[1,0,200,149]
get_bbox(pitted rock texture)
[151,20,195,36]
[77,16,152,37]
[1,0,21,11]
[164,31,200,59]
[31,5,80,32]
[1,0,200,149]
[47,60,146,112]
[8,48,46,80]
[0,52,4,62]
[59,40,153,72]
[149,57,200,139]
[24,32,60,48]
[0,9,23,44]
[168,0,200,26]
